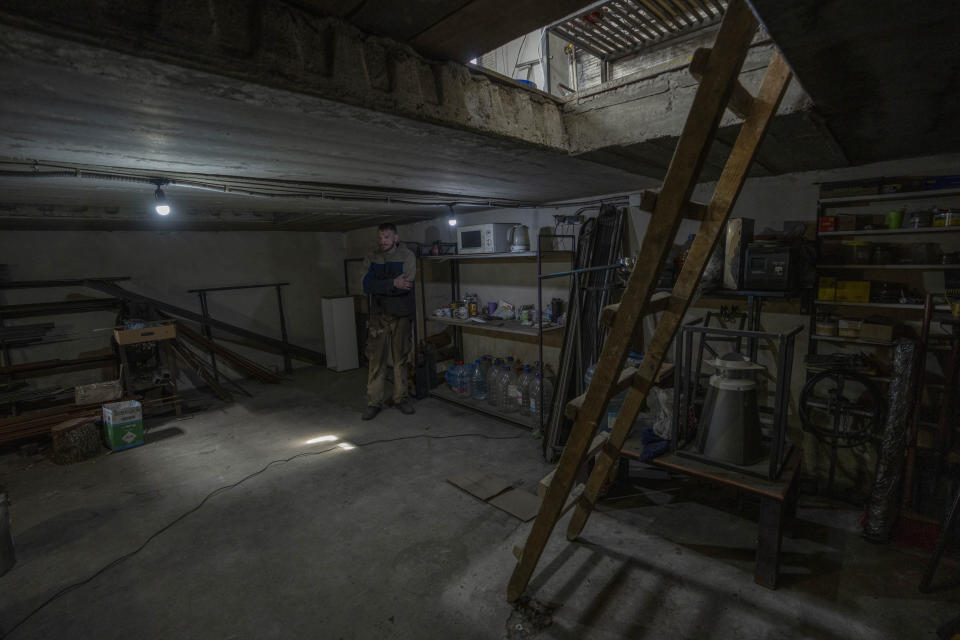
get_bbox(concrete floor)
[0,367,956,639]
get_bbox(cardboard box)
[817,277,837,301]
[836,215,858,231]
[835,280,871,303]
[75,380,121,405]
[819,179,879,198]
[838,318,861,338]
[723,218,754,290]
[114,322,176,345]
[102,400,143,451]
[861,321,894,342]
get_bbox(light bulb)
[447,217,457,226]
[154,185,170,216]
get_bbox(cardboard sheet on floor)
[447,470,541,522]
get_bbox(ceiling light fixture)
[153,179,171,216]
[447,204,457,227]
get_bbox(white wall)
[1,230,345,388]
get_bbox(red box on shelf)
[818,216,836,233]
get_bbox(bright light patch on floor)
[337,442,356,450]
[305,435,337,444]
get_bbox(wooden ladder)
[507,0,794,602]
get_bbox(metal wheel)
[799,369,885,448]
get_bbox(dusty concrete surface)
[0,367,956,639]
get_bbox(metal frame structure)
[543,0,726,92]
[672,318,802,480]
[421,235,574,431]
[188,282,293,376]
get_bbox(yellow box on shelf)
[817,277,836,301]
[835,280,871,303]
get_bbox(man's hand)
[393,275,413,290]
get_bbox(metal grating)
[549,0,727,62]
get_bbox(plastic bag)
[648,386,674,440]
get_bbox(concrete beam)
[563,43,812,154]
[0,0,569,151]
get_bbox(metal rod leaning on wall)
[536,234,577,435]
[188,282,293,375]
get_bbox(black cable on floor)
[1,431,525,639]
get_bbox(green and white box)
[102,400,144,451]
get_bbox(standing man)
[361,223,417,420]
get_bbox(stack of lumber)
[0,404,101,445]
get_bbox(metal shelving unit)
[419,237,574,430]
[814,300,951,311]
[808,180,960,503]
[818,264,960,270]
[818,227,960,237]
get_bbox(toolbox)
[742,244,797,291]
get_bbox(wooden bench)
[621,444,802,589]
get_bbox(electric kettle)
[508,224,531,252]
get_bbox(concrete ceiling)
[749,0,960,165]
[287,0,592,60]
[0,0,958,232]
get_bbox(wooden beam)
[600,292,673,328]
[690,47,756,120]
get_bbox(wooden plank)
[507,0,761,603]
[646,447,800,501]
[690,47,756,119]
[638,189,709,221]
[600,292,673,328]
[566,49,794,543]
[565,362,675,421]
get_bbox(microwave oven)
[456,223,517,254]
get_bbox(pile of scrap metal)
[0,279,324,446]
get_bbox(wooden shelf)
[818,227,960,237]
[810,335,894,347]
[426,315,564,336]
[814,300,951,311]
[818,264,960,270]
[819,187,960,204]
[421,250,573,262]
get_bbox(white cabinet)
[321,297,359,372]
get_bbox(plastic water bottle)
[471,359,487,400]
[529,373,553,425]
[500,366,520,413]
[518,365,533,417]
[487,363,501,407]
[456,361,470,397]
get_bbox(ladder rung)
[537,434,608,497]
[564,363,674,421]
[689,48,755,120]
[639,189,709,221]
[600,292,674,329]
